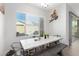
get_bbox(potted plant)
[43,32,49,39]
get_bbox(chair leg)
[57,50,63,56]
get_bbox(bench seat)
[34,43,67,56]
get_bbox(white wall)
[4,3,48,55]
[0,12,4,55]
[0,4,4,56]
[47,4,69,45]
[47,3,77,46]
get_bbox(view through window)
[16,12,42,37]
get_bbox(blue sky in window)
[16,12,26,23]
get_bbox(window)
[25,14,40,37]
[16,22,26,36]
[16,12,44,37]
[16,12,26,36]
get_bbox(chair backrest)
[11,42,22,51]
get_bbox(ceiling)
[20,3,79,16]
[28,3,79,16]
[26,3,61,11]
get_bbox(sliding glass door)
[72,15,77,37]
[69,12,79,46]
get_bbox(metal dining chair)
[11,42,24,56]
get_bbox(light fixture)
[41,3,48,8]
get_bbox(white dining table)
[20,36,62,50]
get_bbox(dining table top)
[20,36,62,50]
